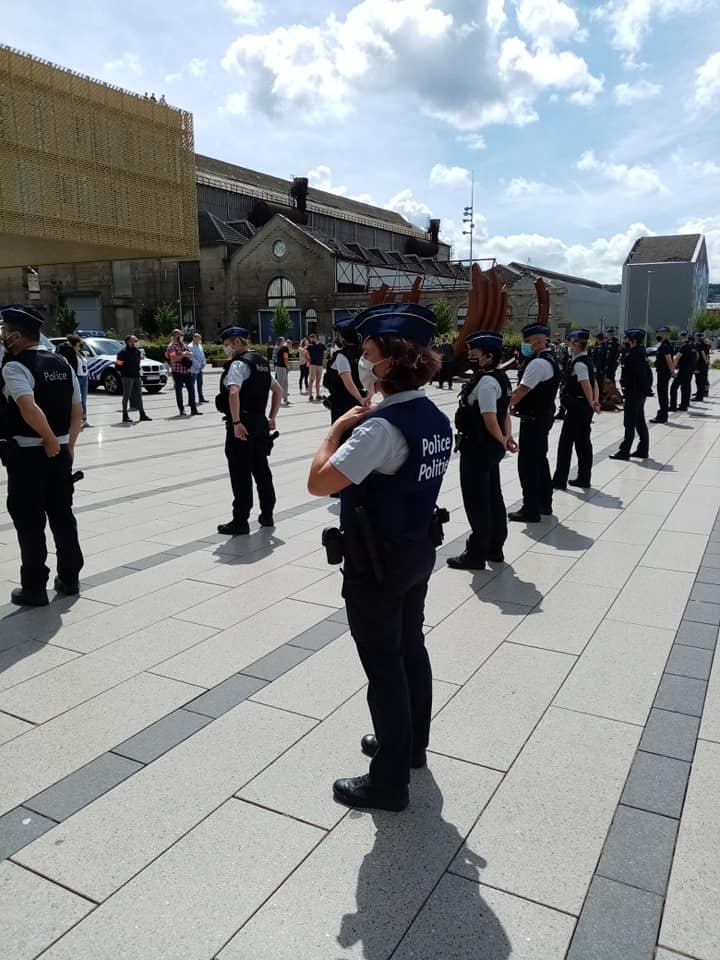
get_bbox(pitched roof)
[194,154,428,238]
[625,234,702,265]
[508,261,603,289]
[197,210,247,247]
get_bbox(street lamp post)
[644,270,653,342]
[462,171,475,267]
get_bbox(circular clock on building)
[273,240,287,259]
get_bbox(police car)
[49,334,167,395]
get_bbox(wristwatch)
[232,420,241,425]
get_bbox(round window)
[273,240,287,259]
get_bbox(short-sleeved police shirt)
[468,376,502,414]
[2,347,81,447]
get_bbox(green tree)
[56,305,77,336]
[693,309,720,333]
[272,303,292,339]
[137,304,158,337]
[432,299,454,338]
[154,302,179,337]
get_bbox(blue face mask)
[520,342,534,358]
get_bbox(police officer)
[592,331,608,384]
[694,335,710,402]
[650,326,675,423]
[215,326,282,535]
[323,320,367,422]
[552,329,600,489]
[610,328,652,461]
[508,322,561,523]
[0,305,84,606]
[554,334,572,421]
[670,331,696,412]
[447,330,516,571]
[605,327,620,382]
[308,303,452,812]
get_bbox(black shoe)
[178,410,187,416]
[630,450,648,459]
[360,734,427,769]
[609,451,630,461]
[258,514,275,527]
[53,577,79,596]
[217,521,250,536]
[199,399,208,404]
[678,406,689,411]
[486,549,505,563]
[649,418,667,424]
[551,480,567,490]
[541,506,553,516]
[447,552,486,571]
[333,774,409,812]
[508,510,541,523]
[669,406,677,412]
[568,478,591,488]
[139,414,152,422]
[190,409,202,416]
[11,587,49,607]
[122,415,132,423]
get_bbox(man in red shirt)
[165,329,200,416]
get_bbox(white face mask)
[223,345,234,357]
[358,355,382,392]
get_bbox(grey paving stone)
[702,554,720,570]
[287,618,348,651]
[325,607,348,625]
[654,673,707,716]
[621,751,690,818]
[690,581,720,604]
[665,644,714,680]
[639,708,700,762]
[184,674,268,719]
[675,619,718,650]
[24,752,143,822]
[683,600,720,626]
[704,540,720,556]
[596,805,677,895]
[240,643,313,681]
[0,806,56,860]
[567,876,663,960]
[697,566,720,585]
[112,708,212,764]
[124,552,178,571]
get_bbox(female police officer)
[308,304,452,812]
[447,330,516,571]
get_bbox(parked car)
[49,337,167,395]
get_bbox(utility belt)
[223,415,279,455]
[322,506,449,584]
[0,439,84,483]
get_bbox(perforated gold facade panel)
[0,46,198,267]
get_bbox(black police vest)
[455,369,511,449]
[655,340,673,377]
[0,349,74,439]
[216,351,271,416]
[561,354,595,407]
[324,347,361,399]
[340,397,452,546]
[515,349,560,417]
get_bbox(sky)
[5,0,720,283]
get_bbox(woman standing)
[57,335,91,428]
[448,331,516,571]
[298,337,310,394]
[308,304,452,812]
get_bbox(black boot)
[508,510,541,523]
[53,576,80,595]
[446,551,486,571]
[11,586,49,607]
[333,774,409,812]
[217,520,250,536]
[609,451,630,461]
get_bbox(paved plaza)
[1,370,719,960]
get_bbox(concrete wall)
[620,262,697,335]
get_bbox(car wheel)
[102,368,122,395]
[144,386,163,394]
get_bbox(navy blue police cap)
[219,325,249,341]
[521,322,549,337]
[606,327,616,334]
[595,330,606,338]
[657,326,670,333]
[625,328,646,341]
[568,329,590,341]
[333,315,361,342]
[680,330,688,336]
[466,330,503,351]
[354,303,436,346]
[0,304,44,333]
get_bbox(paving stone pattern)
[0,372,719,959]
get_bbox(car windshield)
[86,338,123,356]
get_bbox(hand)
[268,417,276,431]
[68,443,75,462]
[593,401,601,414]
[358,397,372,408]
[233,422,248,441]
[43,435,61,458]
[506,437,518,454]
[332,404,373,435]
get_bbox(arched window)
[267,277,296,308]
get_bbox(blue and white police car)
[50,334,167,396]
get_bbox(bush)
[56,306,77,336]
[154,303,179,337]
[502,332,522,361]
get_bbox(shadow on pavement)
[337,771,510,960]
[0,595,79,675]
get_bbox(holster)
[430,507,450,547]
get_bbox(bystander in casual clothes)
[166,330,200,416]
[305,335,327,401]
[116,335,151,423]
[298,338,310,393]
[274,337,291,405]
[190,332,207,403]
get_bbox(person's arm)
[481,411,506,446]
[510,383,530,408]
[68,402,82,458]
[15,396,60,457]
[268,378,282,430]
[504,412,518,453]
[339,370,366,405]
[308,406,375,496]
[227,384,247,441]
[664,347,675,377]
[115,348,125,369]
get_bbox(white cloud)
[429,164,471,188]
[690,160,720,177]
[189,57,208,77]
[696,51,720,110]
[224,0,264,25]
[220,91,249,115]
[386,189,432,221]
[505,177,545,199]
[516,0,587,49]
[614,80,663,104]
[595,0,707,61]
[221,0,604,129]
[307,164,348,195]
[676,216,720,279]
[457,133,487,150]
[577,150,668,196]
[164,72,182,83]
[103,52,143,76]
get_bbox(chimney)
[290,177,309,221]
[429,219,440,243]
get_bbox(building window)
[267,276,296,308]
[457,305,468,327]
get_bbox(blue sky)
[5,0,720,281]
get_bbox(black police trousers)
[553,405,593,486]
[518,413,554,517]
[655,372,670,422]
[342,538,435,790]
[619,392,649,456]
[5,445,83,592]
[694,366,708,400]
[224,416,276,523]
[459,443,507,561]
[670,372,692,410]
